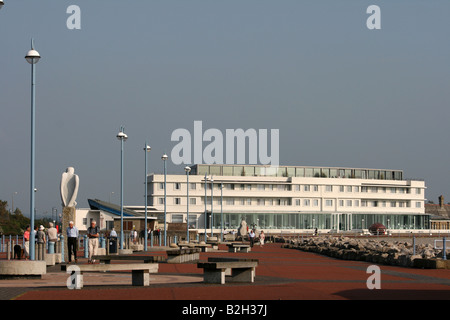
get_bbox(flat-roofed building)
[133,164,428,233]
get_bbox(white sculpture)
[60,167,79,207]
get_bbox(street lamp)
[220,183,223,241]
[161,153,168,246]
[116,126,128,249]
[144,143,151,251]
[26,39,40,260]
[210,176,214,237]
[185,166,191,242]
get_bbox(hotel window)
[246,184,252,191]
[347,186,352,192]
[158,198,164,205]
[295,185,300,192]
[416,202,421,208]
[325,200,333,207]
[295,199,301,206]
[354,186,359,193]
[190,183,196,190]
[391,201,396,207]
[361,187,368,193]
[258,184,264,191]
[247,198,252,205]
[399,201,405,208]
[304,199,311,206]
[339,186,345,192]
[325,185,332,192]
[381,187,386,193]
[347,200,352,207]
[226,184,235,190]
[278,185,285,191]
[190,198,197,205]
[373,201,378,207]
[416,188,421,194]
[313,185,319,192]
[240,198,245,205]
[390,188,396,193]
[159,183,164,190]
[267,199,274,206]
[257,199,264,206]
[174,183,181,190]
[354,200,360,207]
[266,185,274,191]
[240,184,245,190]
[226,198,235,205]
[398,188,405,194]
[339,200,344,206]
[313,199,319,207]
[361,200,367,207]
[370,187,377,193]
[382,201,387,207]
[304,185,310,192]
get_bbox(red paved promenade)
[2,243,450,300]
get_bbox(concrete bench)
[166,248,201,264]
[65,263,159,289]
[193,244,213,252]
[226,243,251,253]
[197,258,258,284]
[93,254,165,264]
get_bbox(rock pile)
[287,236,446,268]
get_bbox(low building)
[136,164,428,233]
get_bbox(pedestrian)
[23,225,30,260]
[66,221,79,263]
[36,225,46,260]
[47,222,58,243]
[259,230,265,247]
[87,220,99,264]
[249,230,255,247]
[110,228,117,238]
[33,225,38,243]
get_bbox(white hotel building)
[128,164,429,233]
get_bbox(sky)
[1,0,450,219]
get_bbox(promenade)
[1,243,450,300]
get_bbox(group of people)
[22,222,58,260]
[66,220,99,264]
[248,230,265,248]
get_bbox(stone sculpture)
[60,167,79,208]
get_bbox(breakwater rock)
[283,236,446,268]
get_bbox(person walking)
[249,230,255,248]
[87,220,99,264]
[66,221,79,263]
[36,225,46,260]
[23,225,31,260]
[259,230,265,247]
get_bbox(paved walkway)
[1,243,449,300]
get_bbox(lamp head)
[161,154,168,161]
[144,145,151,152]
[184,166,191,173]
[116,131,128,141]
[25,49,40,64]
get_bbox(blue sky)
[1,1,449,218]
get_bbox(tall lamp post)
[185,166,191,242]
[220,183,223,241]
[210,176,214,237]
[161,153,168,246]
[25,39,41,260]
[116,126,128,250]
[144,143,151,251]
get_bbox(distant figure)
[14,244,23,260]
[36,225,46,260]
[249,230,256,248]
[259,231,265,247]
[66,221,79,263]
[314,228,318,236]
[109,228,117,238]
[87,220,99,264]
[47,222,58,243]
[23,225,31,260]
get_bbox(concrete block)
[45,253,56,266]
[132,270,150,286]
[203,269,225,284]
[0,260,47,278]
[118,249,133,255]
